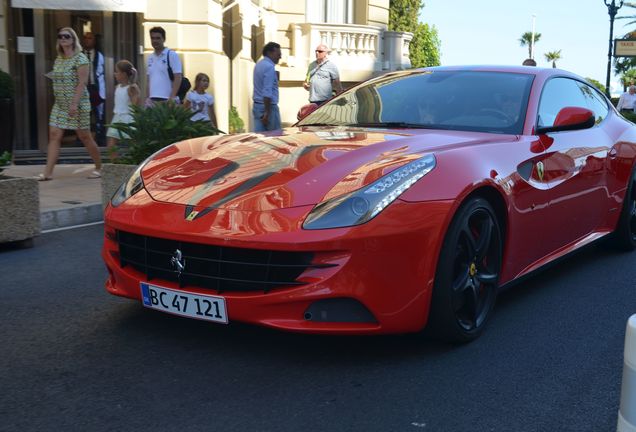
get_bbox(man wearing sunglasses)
[303,44,343,106]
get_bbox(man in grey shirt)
[303,44,343,105]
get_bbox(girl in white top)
[106,60,140,149]
[184,73,217,128]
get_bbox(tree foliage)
[519,31,542,58]
[389,0,420,31]
[410,23,441,67]
[621,68,636,89]
[389,0,441,68]
[585,77,606,94]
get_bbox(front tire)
[427,197,502,343]
[612,166,636,251]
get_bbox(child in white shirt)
[106,60,140,149]
[184,73,217,128]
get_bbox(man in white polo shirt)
[146,26,182,104]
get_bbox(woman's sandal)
[36,173,52,181]
[87,170,101,179]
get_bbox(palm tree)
[544,50,562,68]
[616,2,636,25]
[519,31,542,58]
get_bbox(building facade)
[0,0,412,159]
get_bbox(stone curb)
[40,203,104,231]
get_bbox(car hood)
[142,127,514,211]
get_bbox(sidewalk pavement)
[4,164,104,231]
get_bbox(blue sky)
[419,0,636,95]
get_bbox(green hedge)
[0,69,14,99]
[0,151,11,175]
[620,111,636,123]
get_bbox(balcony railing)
[290,23,384,73]
[289,23,414,76]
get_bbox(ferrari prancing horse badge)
[536,161,545,182]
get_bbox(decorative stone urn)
[0,176,40,246]
[100,163,137,210]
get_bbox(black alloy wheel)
[428,197,502,343]
[613,166,636,251]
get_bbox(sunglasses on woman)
[57,33,72,40]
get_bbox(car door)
[535,77,612,251]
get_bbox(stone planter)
[101,163,137,210]
[0,176,40,246]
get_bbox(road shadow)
[109,301,459,364]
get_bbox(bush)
[108,102,223,165]
[621,111,636,123]
[229,106,245,134]
[0,69,14,100]
[0,151,11,176]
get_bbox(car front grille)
[116,231,321,293]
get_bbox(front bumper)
[102,189,454,334]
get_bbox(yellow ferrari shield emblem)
[536,161,545,182]
[185,210,199,221]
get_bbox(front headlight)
[303,154,436,230]
[110,148,169,207]
[110,163,144,207]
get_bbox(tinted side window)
[537,77,588,128]
[575,81,609,124]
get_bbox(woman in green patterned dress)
[39,27,102,180]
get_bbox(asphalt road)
[1,223,635,432]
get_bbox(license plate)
[140,283,228,324]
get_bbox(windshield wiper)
[345,122,435,129]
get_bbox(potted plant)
[101,102,223,208]
[229,106,245,133]
[0,151,40,247]
[0,68,15,154]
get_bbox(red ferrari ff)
[102,66,636,342]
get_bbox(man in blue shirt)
[252,42,282,131]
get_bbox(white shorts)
[106,113,134,139]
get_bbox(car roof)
[413,65,582,80]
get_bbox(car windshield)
[297,70,534,135]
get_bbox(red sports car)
[102,66,636,342]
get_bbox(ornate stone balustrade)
[290,23,384,73]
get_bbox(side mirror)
[297,103,319,121]
[535,107,595,135]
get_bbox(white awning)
[11,0,146,12]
